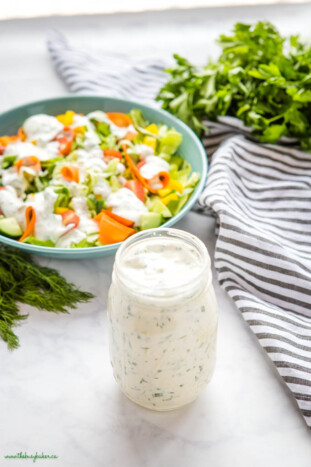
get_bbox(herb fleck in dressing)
[108,229,218,411]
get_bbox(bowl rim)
[0,95,208,256]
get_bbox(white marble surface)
[1,4,311,466]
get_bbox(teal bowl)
[0,96,207,258]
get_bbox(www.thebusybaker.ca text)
[4,452,58,463]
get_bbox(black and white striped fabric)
[47,31,167,103]
[48,31,311,428]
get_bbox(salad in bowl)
[0,108,199,249]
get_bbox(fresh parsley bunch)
[157,21,311,149]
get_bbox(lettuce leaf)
[21,236,55,247]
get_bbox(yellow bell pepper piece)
[32,140,37,146]
[162,193,179,205]
[145,123,159,135]
[158,180,184,197]
[158,188,172,198]
[143,135,157,151]
[55,207,69,214]
[56,110,75,126]
[74,126,86,136]
[168,179,184,193]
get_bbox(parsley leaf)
[157,21,311,149]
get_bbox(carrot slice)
[122,144,169,194]
[60,210,80,228]
[19,206,36,242]
[124,180,145,202]
[97,212,135,244]
[122,144,156,192]
[103,149,122,160]
[106,113,132,127]
[102,210,134,227]
[125,131,137,141]
[148,171,171,191]
[15,156,41,173]
[60,166,80,183]
[136,160,145,170]
[0,135,20,147]
[93,211,104,224]
[55,126,75,156]
[17,127,26,141]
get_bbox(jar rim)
[114,228,211,299]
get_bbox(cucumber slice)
[0,217,22,237]
[140,212,163,230]
[148,197,172,218]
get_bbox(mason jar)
[107,228,218,411]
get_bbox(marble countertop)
[1,4,311,466]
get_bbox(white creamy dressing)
[72,114,94,132]
[50,177,85,198]
[0,167,28,194]
[72,114,102,152]
[76,147,104,162]
[56,228,86,248]
[71,196,99,235]
[87,110,137,140]
[84,130,101,151]
[24,187,70,241]
[116,163,126,174]
[134,144,154,158]
[79,155,107,173]
[86,111,110,124]
[106,188,147,226]
[111,123,136,140]
[108,232,218,410]
[0,186,24,219]
[23,114,63,145]
[75,149,124,183]
[120,238,202,290]
[139,155,170,180]
[4,141,60,161]
[92,175,112,199]
[55,196,99,248]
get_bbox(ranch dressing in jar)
[107,228,218,411]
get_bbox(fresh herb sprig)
[157,21,311,149]
[0,246,94,350]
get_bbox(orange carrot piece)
[147,172,170,191]
[55,126,75,156]
[125,131,137,141]
[93,211,104,223]
[102,210,134,227]
[157,171,170,188]
[136,160,145,170]
[0,135,20,147]
[106,113,132,127]
[122,144,169,194]
[17,127,26,141]
[15,156,41,173]
[103,149,122,160]
[124,179,145,202]
[98,212,135,244]
[60,210,80,228]
[60,166,80,183]
[19,206,36,242]
[122,144,156,193]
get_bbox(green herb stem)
[0,246,94,350]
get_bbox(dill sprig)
[0,245,94,350]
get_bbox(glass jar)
[107,228,218,411]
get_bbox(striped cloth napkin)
[48,31,311,428]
